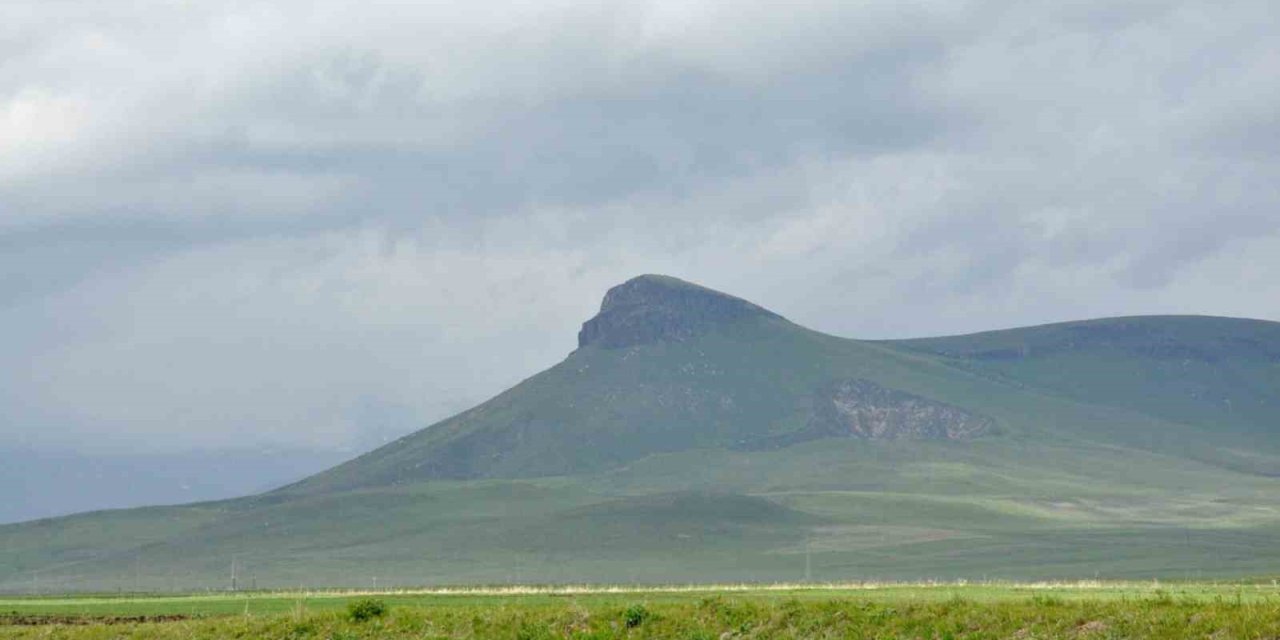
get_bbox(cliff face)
[578,275,785,349]
[808,379,993,440]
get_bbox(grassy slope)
[890,316,1280,477]
[289,316,1280,492]
[5,316,1280,590]
[892,317,1280,436]
[6,451,1280,589]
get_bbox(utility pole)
[230,554,239,592]
[804,534,812,583]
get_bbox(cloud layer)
[4,0,1279,453]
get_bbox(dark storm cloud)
[2,0,1278,452]
[5,26,959,225]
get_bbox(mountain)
[286,275,1011,493]
[5,274,1280,591]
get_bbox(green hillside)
[892,315,1280,434]
[4,275,1280,591]
[892,316,1280,473]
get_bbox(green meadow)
[6,583,1280,638]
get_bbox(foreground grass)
[6,584,1280,638]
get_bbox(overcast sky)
[3,0,1279,455]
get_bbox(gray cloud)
[2,0,1279,453]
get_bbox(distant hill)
[5,275,1280,591]
[893,316,1280,444]
[0,447,352,525]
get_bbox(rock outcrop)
[808,378,992,440]
[577,275,784,349]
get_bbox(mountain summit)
[578,275,784,348]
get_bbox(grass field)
[5,583,1280,638]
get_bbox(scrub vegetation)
[4,583,1280,639]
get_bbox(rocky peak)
[577,275,784,349]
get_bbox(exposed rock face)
[808,379,992,440]
[578,275,784,349]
